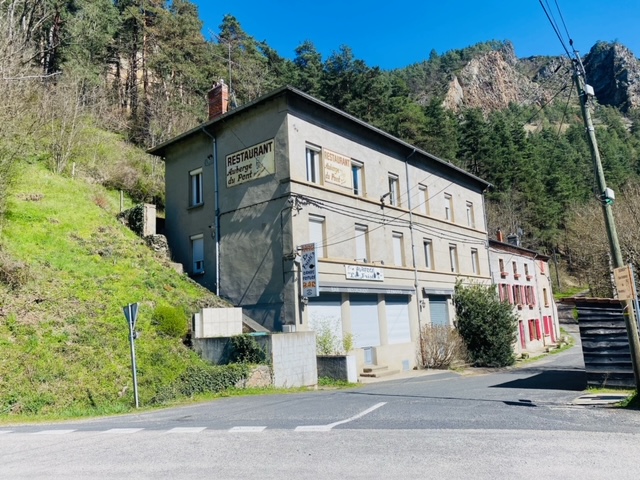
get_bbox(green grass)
[317,377,359,389]
[0,162,227,418]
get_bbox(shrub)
[176,364,250,396]
[418,324,467,369]
[152,304,188,338]
[453,281,518,367]
[314,319,352,355]
[230,334,268,364]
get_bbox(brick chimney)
[207,80,229,120]
[496,228,504,243]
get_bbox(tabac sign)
[226,139,275,187]
[301,243,319,298]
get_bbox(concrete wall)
[317,355,357,383]
[193,331,317,388]
[271,332,317,388]
[193,308,243,338]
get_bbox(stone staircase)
[360,365,400,378]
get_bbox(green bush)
[453,281,518,367]
[152,304,188,338]
[176,364,250,396]
[230,334,268,364]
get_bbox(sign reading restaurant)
[323,149,351,188]
[226,139,275,187]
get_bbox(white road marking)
[0,431,12,434]
[102,428,143,434]
[33,430,76,435]
[166,427,207,434]
[228,426,266,433]
[295,425,332,432]
[295,402,387,432]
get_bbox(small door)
[363,347,375,365]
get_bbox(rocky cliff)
[436,41,639,114]
[583,42,640,112]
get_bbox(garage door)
[428,295,450,326]
[307,294,343,345]
[386,296,412,344]
[351,295,380,348]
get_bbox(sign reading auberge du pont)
[226,139,275,187]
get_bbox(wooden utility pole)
[573,57,640,391]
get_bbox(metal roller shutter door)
[386,296,411,344]
[351,295,381,348]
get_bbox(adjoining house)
[149,82,491,374]
[488,232,559,354]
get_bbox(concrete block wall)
[271,332,318,388]
[193,308,243,338]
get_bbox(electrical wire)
[539,0,572,59]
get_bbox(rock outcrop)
[583,42,640,112]
[439,41,640,115]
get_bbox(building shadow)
[490,368,587,391]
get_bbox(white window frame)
[392,232,404,266]
[418,184,429,215]
[466,201,475,228]
[355,224,369,262]
[191,234,204,274]
[471,248,479,275]
[423,238,433,270]
[444,193,453,221]
[189,168,203,207]
[306,146,321,184]
[449,244,458,273]
[352,161,364,196]
[388,174,400,207]
[309,214,326,258]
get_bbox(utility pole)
[573,56,640,391]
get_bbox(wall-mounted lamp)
[380,191,392,207]
[354,258,368,263]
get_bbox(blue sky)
[191,0,639,70]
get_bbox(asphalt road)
[2,332,640,479]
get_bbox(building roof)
[148,85,491,190]
[488,239,550,261]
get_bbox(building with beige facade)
[149,83,491,374]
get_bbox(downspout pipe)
[404,149,421,333]
[201,127,220,296]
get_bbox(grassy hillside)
[0,161,228,417]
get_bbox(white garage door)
[307,294,343,345]
[351,295,380,348]
[386,296,412,344]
